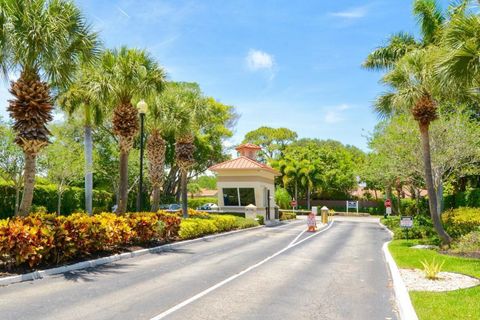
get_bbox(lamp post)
[136,99,148,212]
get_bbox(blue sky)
[0,0,450,151]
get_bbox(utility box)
[245,204,257,219]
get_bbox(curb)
[379,222,418,320]
[0,224,267,287]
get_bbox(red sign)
[290,200,297,207]
[385,199,392,208]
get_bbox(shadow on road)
[59,262,134,283]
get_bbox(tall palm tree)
[57,64,105,215]
[363,0,444,71]
[0,0,99,216]
[88,47,166,213]
[375,49,452,245]
[437,3,480,94]
[145,94,171,212]
[364,0,455,245]
[168,83,206,218]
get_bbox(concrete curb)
[379,222,418,320]
[0,224,268,287]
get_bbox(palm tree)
[299,159,321,210]
[363,0,444,71]
[57,64,105,215]
[375,49,452,245]
[0,0,99,216]
[437,3,480,94]
[364,0,454,245]
[88,47,166,213]
[167,83,205,218]
[145,95,169,212]
[275,155,302,203]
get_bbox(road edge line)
[0,224,274,287]
[379,222,418,320]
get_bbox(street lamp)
[136,99,148,212]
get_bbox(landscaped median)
[381,210,480,320]
[0,210,259,276]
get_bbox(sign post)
[400,216,414,241]
[346,201,358,214]
[384,199,392,218]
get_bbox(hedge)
[187,197,218,209]
[280,211,296,221]
[0,182,114,219]
[178,214,259,240]
[442,207,480,238]
[0,211,181,269]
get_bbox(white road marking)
[288,229,307,247]
[150,221,335,320]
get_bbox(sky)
[0,0,451,151]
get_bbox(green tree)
[243,126,297,161]
[57,64,106,215]
[0,0,99,215]
[0,121,24,215]
[43,123,84,215]
[88,47,166,213]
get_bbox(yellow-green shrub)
[179,219,218,239]
[443,207,480,238]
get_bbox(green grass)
[389,240,480,320]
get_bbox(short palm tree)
[0,0,99,216]
[88,47,166,213]
[57,64,105,215]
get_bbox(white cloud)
[331,6,368,19]
[245,49,274,71]
[324,104,351,124]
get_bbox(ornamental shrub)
[443,207,480,238]
[0,211,181,269]
[452,230,480,255]
[280,211,296,221]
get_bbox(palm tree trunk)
[84,124,93,215]
[181,169,188,218]
[151,186,160,212]
[18,152,36,216]
[419,124,451,245]
[435,177,444,216]
[118,150,129,214]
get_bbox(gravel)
[400,268,480,292]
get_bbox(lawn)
[389,240,480,320]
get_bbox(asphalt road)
[0,217,398,320]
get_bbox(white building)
[209,144,280,223]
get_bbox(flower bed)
[0,211,181,269]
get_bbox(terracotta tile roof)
[209,156,280,175]
[235,143,262,150]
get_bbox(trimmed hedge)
[280,211,296,221]
[442,207,480,238]
[187,197,218,209]
[0,182,114,219]
[178,214,259,240]
[0,211,181,269]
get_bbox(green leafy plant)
[420,258,445,280]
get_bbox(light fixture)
[137,99,148,114]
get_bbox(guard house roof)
[209,156,281,176]
[210,143,280,176]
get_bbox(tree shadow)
[58,262,134,283]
